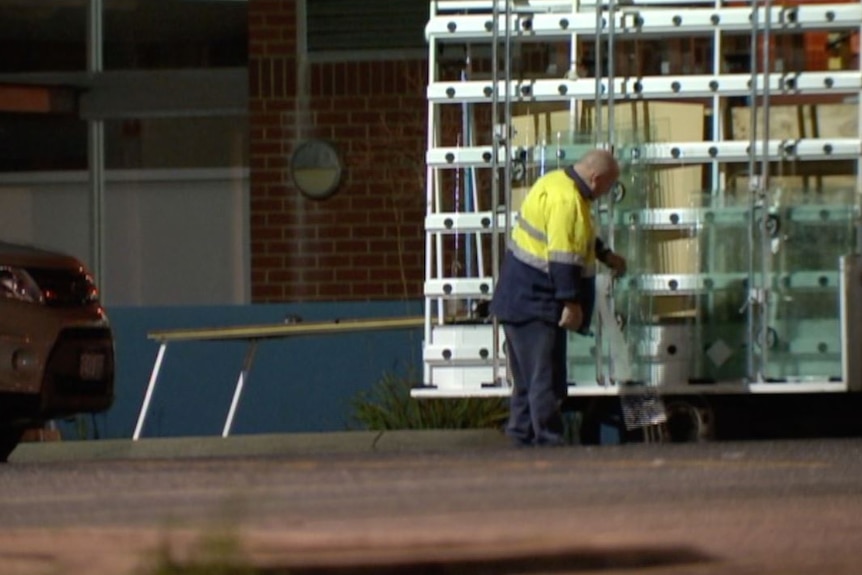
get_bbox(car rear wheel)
[0,425,25,463]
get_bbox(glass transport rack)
[415,0,862,431]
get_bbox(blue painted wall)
[63,301,424,439]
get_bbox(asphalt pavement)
[9,428,512,463]
[4,431,862,575]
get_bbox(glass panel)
[0,1,249,306]
[0,162,250,307]
[505,112,858,389]
[102,115,249,305]
[759,186,857,380]
[0,2,86,73]
[0,172,91,262]
[102,169,249,306]
[307,0,427,53]
[554,125,652,387]
[0,1,247,73]
[105,116,247,170]
[693,191,751,383]
[104,0,247,70]
[602,183,858,388]
[0,113,88,172]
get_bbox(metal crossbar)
[132,316,424,440]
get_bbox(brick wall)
[249,0,426,302]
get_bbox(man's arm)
[595,237,627,277]
[558,301,583,330]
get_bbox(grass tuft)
[351,369,508,430]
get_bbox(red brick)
[254,227,285,241]
[266,156,288,169]
[253,284,285,300]
[252,255,284,268]
[318,283,348,298]
[304,269,335,282]
[332,125,369,140]
[262,184,290,197]
[250,196,284,210]
[318,226,352,240]
[317,254,351,268]
[335,268,370,282]
[280,281,313,295]
[250,3,428,303]
[268,269,303,283]
[298,240,336,254]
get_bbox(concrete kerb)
[8,429,510,463]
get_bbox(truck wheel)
[0,426,25,463]
[663,398,714,443]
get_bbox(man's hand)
[604,252,627,277]
[559,301,583,331]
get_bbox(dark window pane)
[105,0,247,70]
[0,4,86,73]
[0,113,86,172]
[308,0,426,53]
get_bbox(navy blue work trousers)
[503,320,568,446]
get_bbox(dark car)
[0,242,114,461]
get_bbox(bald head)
[573,149,620,199]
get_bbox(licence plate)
[79,352,106,381]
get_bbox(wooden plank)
[511,102,572,147]
[731,102,858,140]
[148,316,425,342]
[511,101,708,207]
[594,101,706,208]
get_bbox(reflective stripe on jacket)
[490,167,598,329]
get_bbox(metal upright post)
[87,0,106,294]
[501,0,515,385]
[595,0,616,387]
[712,0,723,200]
[606,0,615,151]
[424,2,438,387]
[759,0,773,380]
[858,9,862,256]
[594,1,604,143]
[503,3,513,220]
[745,0,760,382]
[222,340,259,437]
[491,0,501,257]
[491,0,504,385]
[489,0,514,252]
[132,342,167,440]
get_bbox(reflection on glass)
[579,177,857,385]
[104,1,247,70]
[0,113,87,172]
[637,186,851,383]
[105,116,247,170]
[0,3,86,73]
[487,111,857,388]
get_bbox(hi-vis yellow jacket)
[490,166,599,330]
